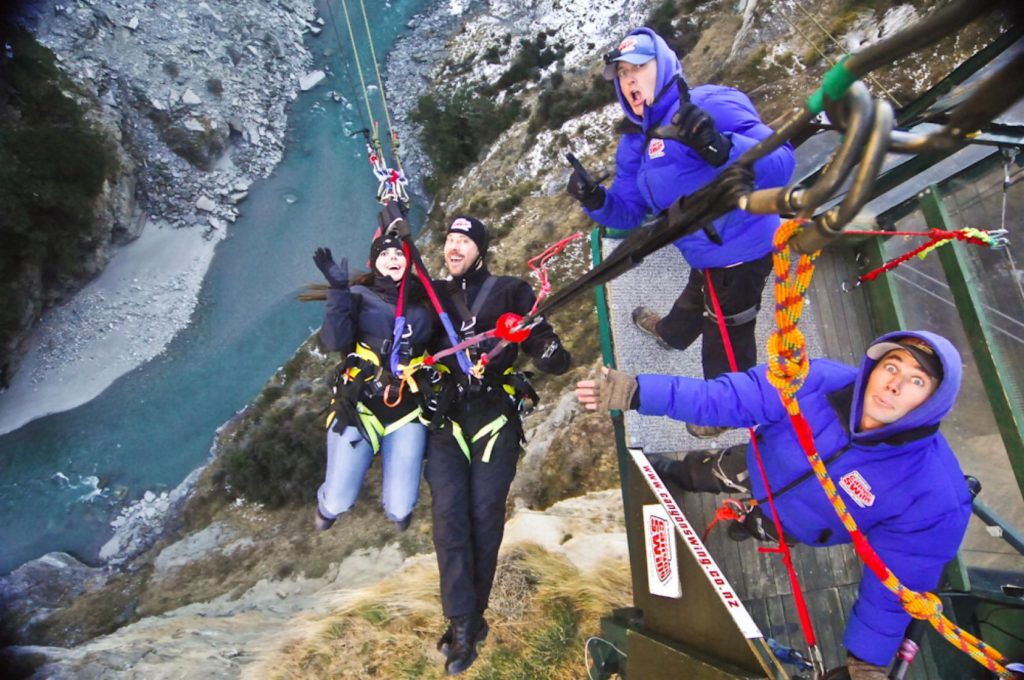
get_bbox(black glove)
[664,102,732,167]
[378,200,411,238]
[313,247,349,288]
[567,170,607,211]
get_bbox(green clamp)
[807,56,857,115]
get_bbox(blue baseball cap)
[602,33,656,80]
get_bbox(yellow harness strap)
[356,402,422,454]
[471,414,509,463]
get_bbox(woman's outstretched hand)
[313,247,349,288]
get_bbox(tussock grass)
[253,545,630,679]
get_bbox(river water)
[0,0,428,574]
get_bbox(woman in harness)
[311,233,439,532]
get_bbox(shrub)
[489,32,568,93]
[645,0,703,57]
[528,73,609,133]
[411,84,522,184]
[0,29,119,386]
[221,403,326,508]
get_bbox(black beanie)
[370,233,403,263]
[446,216,489,255]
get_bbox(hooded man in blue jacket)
[576,330,972,679]
[568,28,795,438]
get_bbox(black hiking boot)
[631,306,673,350]
[438,613,488,656]
[444,613,488,675]
[685,423,731,439]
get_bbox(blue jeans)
[317,422,427,524]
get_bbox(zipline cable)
[357,0,404,175]
[322,0,369,131]
[337,0,381,154]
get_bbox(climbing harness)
[422,232,584,375]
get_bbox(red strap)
[705,269,819,649]
[526,232,584,315]
[702,498,745,542]
[395,242,410,317]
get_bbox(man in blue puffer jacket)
[576,330,972,679]
[568,28,795,437]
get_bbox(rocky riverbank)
[28,0,324,228]
[0,0,333,429]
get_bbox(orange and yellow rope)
[766,219,1011,678]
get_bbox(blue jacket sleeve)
[319,286,358,353]
[843,509,967,665]
[636,367,788,428]
[587,134,650,230]
[700,87,795,191]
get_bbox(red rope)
[705,270,819,650]
[526,232,584,315]
[851,228,995,284]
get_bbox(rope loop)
[902,590,943,621]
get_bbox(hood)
[612,27,683,129]
[850,330,962,442]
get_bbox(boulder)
[0,552,110,644]
[298,70,325,91]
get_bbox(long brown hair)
[298,271,428,303]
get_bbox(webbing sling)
[449,276,498,342]
[704,268,822,669]
[472,414,509,463]
[357,402,422,454]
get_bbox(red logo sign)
[840,470,876,508]
[648,138,665,159]
[649,515,673,582]
[618,36,638,53]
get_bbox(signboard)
[643,504,682,598]
[629,449,763,639]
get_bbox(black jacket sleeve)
[319,285,359,353]
[513,280,571,375]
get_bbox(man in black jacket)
[428,216,571,676]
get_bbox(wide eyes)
[617,63,646,79]
[882,361,928,389]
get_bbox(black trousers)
[655,254,773,379]
[651,444,752,494]
[652,445,785,543]
[426,392,520,618]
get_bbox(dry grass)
[252,544,631,679]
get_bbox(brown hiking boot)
[686,423,731,439]
[631,306,672,350]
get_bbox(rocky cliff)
[1,0,321,388]
[0,0,1009,677]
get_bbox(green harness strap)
[357,402,422,454]
[471,413,509,463]
[441,413,510,463]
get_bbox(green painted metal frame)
[859,236,906,336]
[919,185,1024,502]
